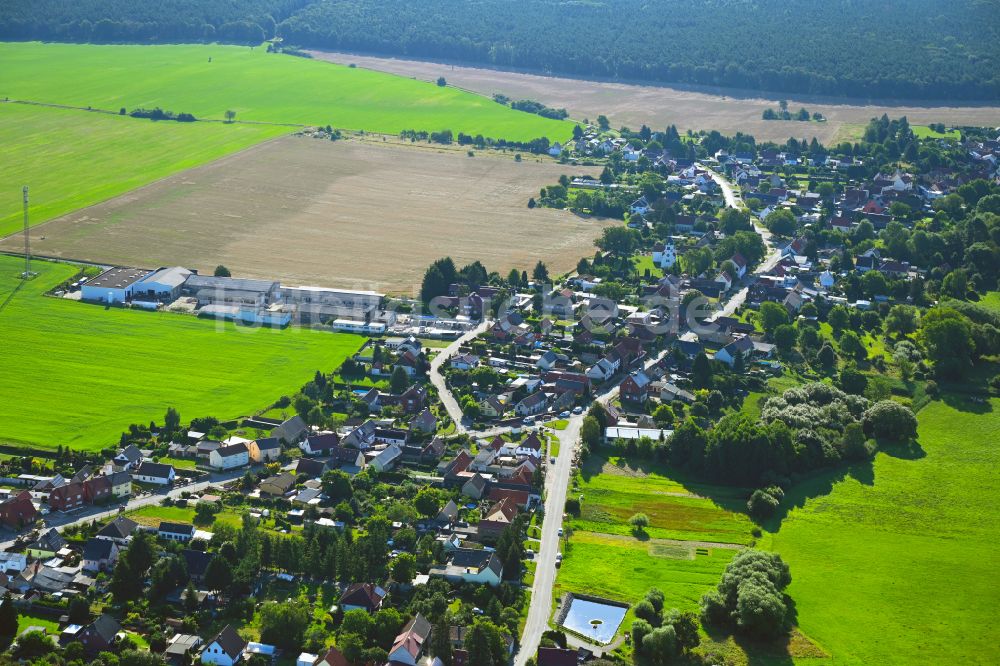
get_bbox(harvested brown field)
[310,50,1000,144]
[4,137,613,294]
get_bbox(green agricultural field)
[572,455,757,545]
[0,103,289,235]
[763,397,1000,664]
[0,255,362,451]
[555,530,736,624]
[0,42,571,142]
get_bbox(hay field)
[0,42,571,142]
[4,138,613,294]
[310,50,1000,144]
[0,255,362,451]
[0,103,289,236]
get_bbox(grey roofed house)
[461,473,489,499]
[181,549,212,579]
[95,515,139,542]
[443,547,502,575]
[255,437,281,453]
[435,499,459,525]
[114,444,143,467]
[30,527,67,553]
[82,537,116,562]
[215,442,249,458]
[205,625,246,662]
[28,566,75,593]
[295,457,329,478]
[134,461,174,481]
[158,522,195,539]
[84,614,122,646]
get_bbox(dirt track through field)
[310,50,1000,144]
[4,137,613,293]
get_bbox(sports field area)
[3,137,611,293]
[0,103,288,236]
[0,42,571,141]
[0,255,362,452]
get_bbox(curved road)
[700,163,782,320]
[427,319,492,433]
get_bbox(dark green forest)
[2,0,998,101]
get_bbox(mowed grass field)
[555,530,737,624]
[0,42,571,142]
[763,398,1000,664]
[4,137,613,293]
[0,255,362,451]
[572,455,756,545]
[556,453,755,638]
[0,103,289,236]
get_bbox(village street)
[701,164,783,320]
[428,319,493,432]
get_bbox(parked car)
[557,528,563,537]
[559,410,570,418]
[572,406,583,414]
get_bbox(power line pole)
[22,185,31,278]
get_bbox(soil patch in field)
[5,137,611,293]
[310,50,1000,144]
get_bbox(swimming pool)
[559,595,629,644]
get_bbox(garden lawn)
[0,103,289,235]
[0,256,362,451]
[572,455,756,545]
[911,125,961,140]
[763,397,1000,664]
[16,614,60,635]
[129,504,243,530]
[632,254,664,278]
[976,290,1000,313]
[555,531,736,624]
[158,456,197,470]
[1,42,571,142]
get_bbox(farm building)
[81,267,152,304]
[132,266,193,301]
[183,275,279,307]
[281,285,384,317]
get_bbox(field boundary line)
[2,98,307,128]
